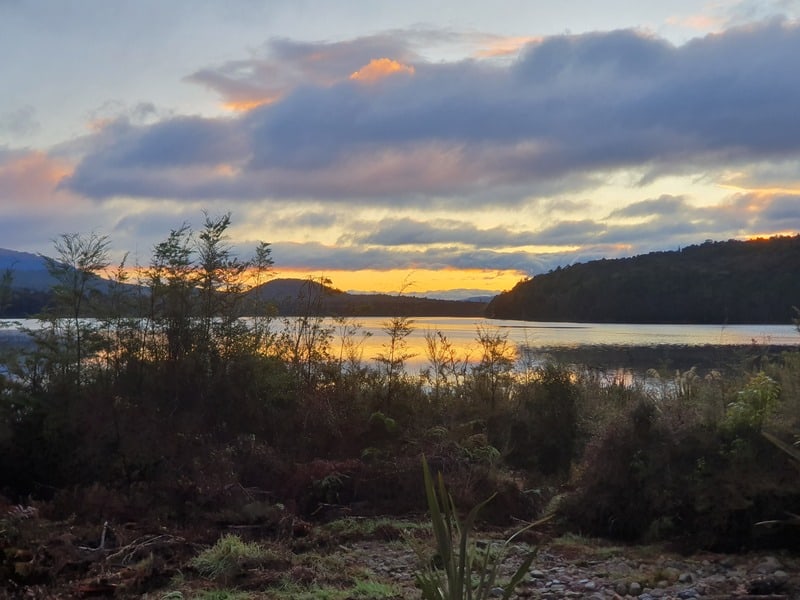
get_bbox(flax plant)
[416,456,539,600]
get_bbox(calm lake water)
[344,317,799,370]
[2,317,798,372]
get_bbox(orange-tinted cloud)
[666,12,724,32]
[350,58,415,83]
[475,35,541,57]
[0,151,74,207]
[222,96,280,112]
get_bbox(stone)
[530,569,546,579]
[661,566,681,582]
[747,574,787,595]
[755,555,783,574]
[629,581,642,595]
[774,569,789,583]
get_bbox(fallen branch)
[106,533,186,565]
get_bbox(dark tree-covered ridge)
[486,235,800,324]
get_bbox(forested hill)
[486,235,800,324]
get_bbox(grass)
[181,530,405,600]
[321,516,427,542]
[190,592,253,600]
[267,578,402,599]
[189,534,287,584]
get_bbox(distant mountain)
[353,288,498,302]
[0,248,55,291]
[0,249,54,316]
[0,247,144,317]
[409,289,500,302]
[249,278,488,317]
[486,236,800,324]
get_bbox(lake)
[2,317,798,373]
[331,317,799,371]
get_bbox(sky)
[1,1,800,298]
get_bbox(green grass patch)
[322,516,427,542]
[189,534,289,584]
[268,578,402,600]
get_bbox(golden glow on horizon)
[718,183,800,196]
[271,267,527,295]
[350,58,415,83]
[108,266,527,296]
[745,231,799,241]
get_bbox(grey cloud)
[64,20,800,205]
[272,210,340,229]
[750,194,800,231]
[532,220,607,245]
[345,217,540,247]
[608,195,688,218]
[78,117,245,169]
[271,240,551,274]
[187,34,418,105]
[0,106,40,138]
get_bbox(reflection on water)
[345,317,799,371]
[2,317,798,373]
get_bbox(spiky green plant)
[415,456,540,600]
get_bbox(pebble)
[346,539,799,599]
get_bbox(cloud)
[0,106,40,138]
[62,19,800,207]
[344,217,544,248]
[607,195,688,218]
[186,34,419,110]
[7,18,792,285]
[0,149,74,209]
[350,58,415,82]
[270,240,554,274]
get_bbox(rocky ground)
[352,533,800,600]
[2,509,799,599]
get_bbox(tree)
[277,277,335,389]
[249,241,276,351]
[423,329,467,403]
[146,223,195,362]
[0,266,13,316]
[40,232,111,389]
[375,316,415,411]
[471,326,516,411]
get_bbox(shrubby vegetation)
[1,215,800,591]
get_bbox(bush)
[505,365,580,476]
[562,388,800,550]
